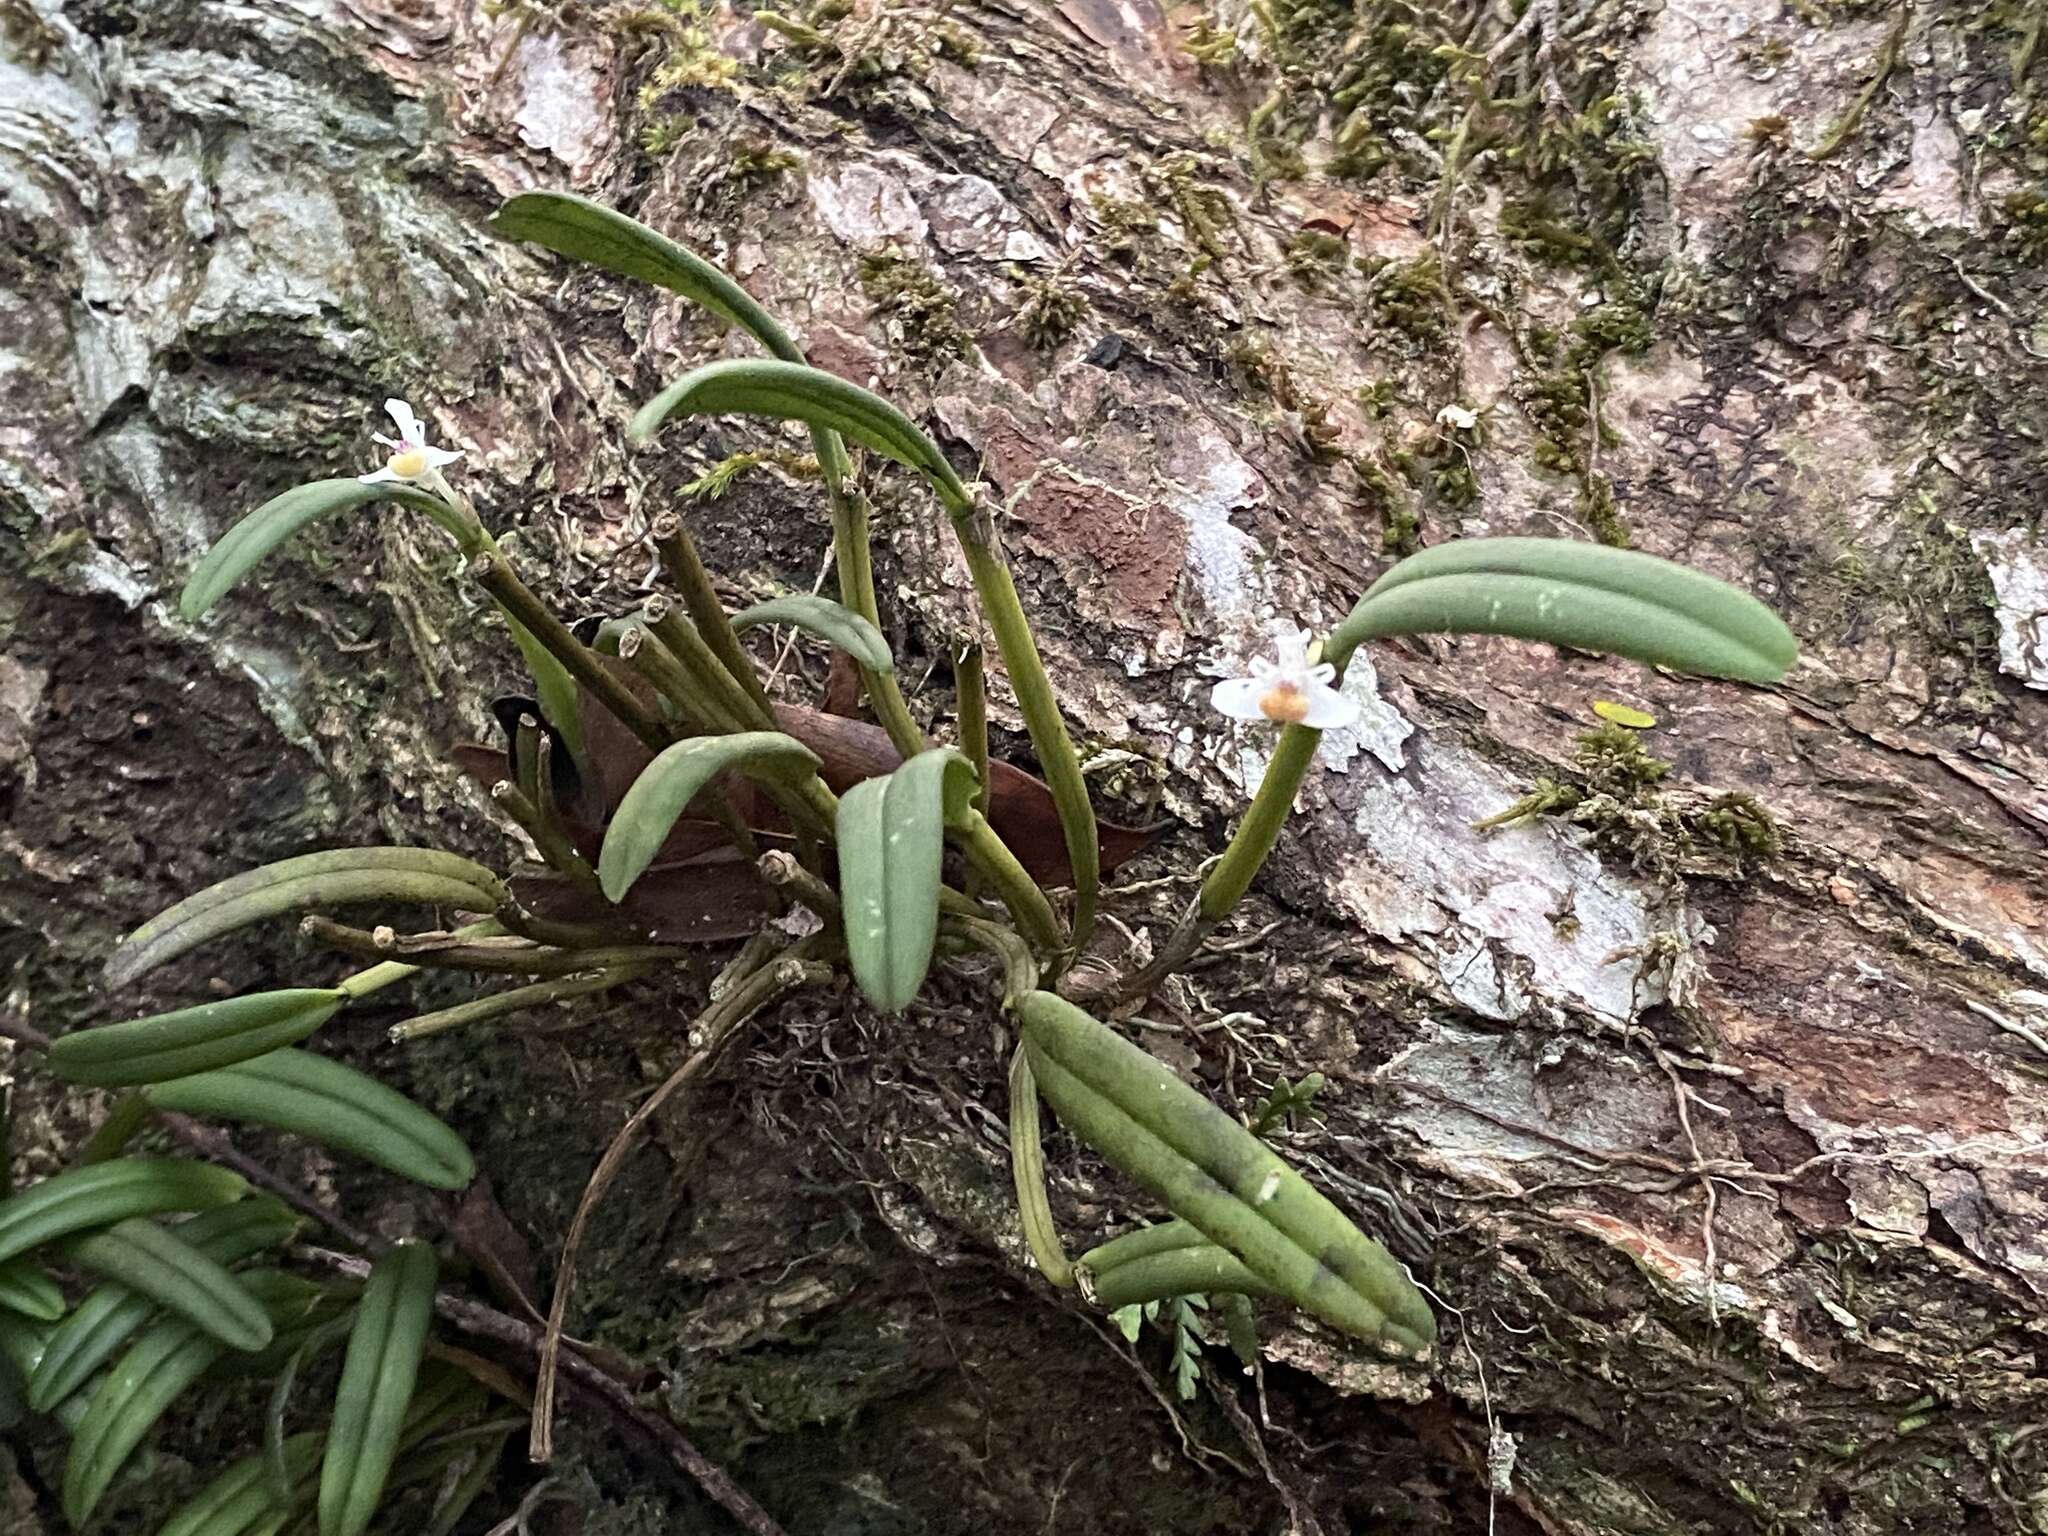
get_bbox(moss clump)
[1479,723,1786,880]
[1012,271,1088,349]
[2001,188,2048,260]
[1285,228,1350,286]
[1088,193,1157,262]
[859,250,970,359]
[1577,473,1630,547]
[1365,252,1451,350]
[1698,792,1783,859]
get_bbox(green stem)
[822,469,927,759]
[954,640,990,819]
[472,554,667,753]
[1007,1047,1075,1288]
[949,527,1098,952]
[650,513,774,716]
[949,916,1040,1008]
[389,968,652,1043]
[953,811,1063,956]
[647,603,773,731]
[1195,634,1367,926]
[491,781,602,893]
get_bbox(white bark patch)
[807,161,930,248]
[1377,1022,1669,1192]
[1165,428,1261,626]
[1969,527,2048,690]
[1335,739,1670,1023]
[508,31,613,178]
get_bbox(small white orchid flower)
[1436,402,1478,432]
[360,398,461,485]
[1211,627,1360,730]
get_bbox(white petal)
[358,467,402,484]
[1305,661,1336,685]
[423,446,462,468]
[1298,682,1361,731]
[372,433,401,450]
[384,398,424,447]
[1210,678,1269,721]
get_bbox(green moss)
[1698,791,1783,860]
[859,250,970,359]
[1088,192,1157,261]
[1365,252,1451,350]
[1284,228,1350,286]
[1012,270,1089,349]
[1576,473,1630,547]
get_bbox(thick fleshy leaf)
[106,849,508,990]
[1330,537,1798,684]
[180,480,459,622]
[50,989,345,1087]
[64,1218,275,1353]
[0,1259,64,1322]
[837,747,979,1013]
[319,1241,437,1536]
[491,191,801,358]
[731,594,894,674]
[629,360,970,508]
[778,706,1156,888]
[30,1198,297,1414]
[143,1051,475,1192]
[598,732,821,902]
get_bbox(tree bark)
[3,1,2045,1532]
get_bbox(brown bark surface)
[3,0,2045,1532]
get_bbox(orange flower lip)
[1257,683,1311,724]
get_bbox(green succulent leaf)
[1019,991,1434,1356]
[64,1272,310,1525]
[730,594,894,674]
[157,1430,324,1536]
[179,480,464,623]
[630,359,971,510]
[143,1050,475,1192]
[836,747,980,1013]
[597,731,821,902]
[64,1218,276,1354]
[0,1259,64,1322]
[319,1241,437,1536]
[31,1198,298,1414]
[1329,536,1798,684]
[63,1313,226,1523]
[50,989,347,1087]
[0,1157,249,1269]
[491,191,801,358]
[106,848,508,991]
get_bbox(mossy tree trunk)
[3,0,2045,1532]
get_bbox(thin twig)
[1808,3,1913,162]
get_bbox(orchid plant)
[0,192,1798,1532]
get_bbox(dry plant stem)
[648,604,772,731]
[650,512,774,716]
[491,781,601,892]
[296,1246,789,1536]
[389,967,655,1042]
[1809,2,1913,161]
[529,946,834,1463]
[473,554,667,751]
[758,849,841,923]
[301,916,681,977]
